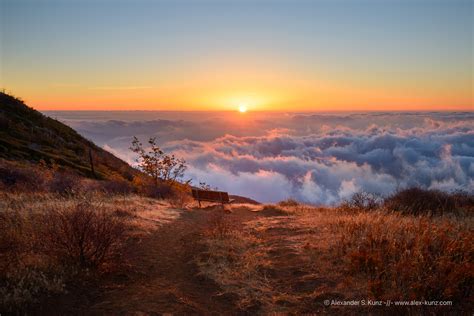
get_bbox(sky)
[1,0,472,111]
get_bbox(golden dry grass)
[332,211,473,301]
[1,191,472,314]
[196,213,272,311]
[0,192,183,313]
[196,202,473,313]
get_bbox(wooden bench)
[191,188,234,207]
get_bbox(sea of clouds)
[45,111,474,204]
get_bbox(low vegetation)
[383,187,474,215]
[0,158,191,200]
[40,199,126,268]
[196,190,474,313]
[197,213,270,311]
[277,198,300,207]
[334,211,472,302]
[0,192,181,313]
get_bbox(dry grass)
[0,159,135,195]
[2,186,472,313]
[333,211,473,302]
[259,202,328,216]
[167,185,193,209]
[277,198,300,207]
[196,213,272,311]
[0,191,182,313]
[196,207,339,313]
[196,202,473,313]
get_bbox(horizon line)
[40,109,474,113]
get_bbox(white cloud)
[50,111,474,204]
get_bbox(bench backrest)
[192,189,230,203]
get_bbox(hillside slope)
[0,92,137,180]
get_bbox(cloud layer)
[47,111,474,204]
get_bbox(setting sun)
[238,104,248,113]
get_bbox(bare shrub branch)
[40,199,126,268]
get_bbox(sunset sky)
[1,0,472,111]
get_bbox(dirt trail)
[87,206,260,315]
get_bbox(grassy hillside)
[0,92,137,181]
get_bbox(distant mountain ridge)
[0,92,138,181]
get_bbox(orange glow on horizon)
[3,46,472,112]
[15,87,472,112]
[4,64,473,112]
